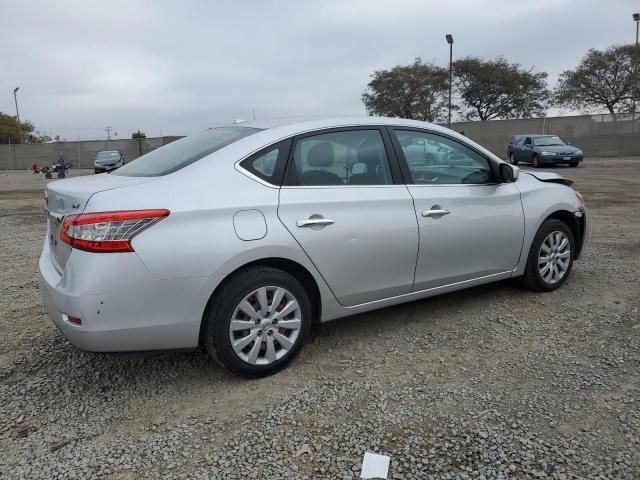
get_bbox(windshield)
[533,136,566,147]
[96,152,121,160]
[112,126,262,177]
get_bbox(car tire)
[532,155,540,168]
[202,266,312,378]
[509,153,518,165]
[518,219,574,292]
[570,162,579,168]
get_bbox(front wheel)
[570,162,579,168]
[519,219,574,292]
[509,153,518,165]
[202,266,312,378]
[532,155,540,168]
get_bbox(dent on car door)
[390,128,524,290]
[277,128,419,307]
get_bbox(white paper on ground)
[360,452,390,479]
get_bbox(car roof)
[231,116,447,133]
[513,134,557,138]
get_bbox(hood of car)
[525,171,573,186]
[95,158,121,165]
[534,145,580,154]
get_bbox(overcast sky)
[1,0,638,140]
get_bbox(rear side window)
[112,126,261,177]
[286,129,393,186]
[239,139,292,185]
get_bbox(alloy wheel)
[228,286,302,365]
[538,231,571,284]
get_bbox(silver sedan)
[39,117,589,377]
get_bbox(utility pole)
[13,87,22,143]
[633,13,640,117]
[105,126,112,141]
[445,34,454,128]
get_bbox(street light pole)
[633,13,639,115]
[446,34,454,128]
[13,87,22,143]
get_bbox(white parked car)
[40,117,589,377]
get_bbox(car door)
[522,137,534,162]
[389,128,524,291]
[277,127,419,306]
[512,137,524,161]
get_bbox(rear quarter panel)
[83,151,341,322]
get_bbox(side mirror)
[499,163,519,183]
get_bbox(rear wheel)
[532,155,540,168]
[519,219,574,292]
[509,153,518,165]
[203,266,312,378]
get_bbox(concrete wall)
[0,137,165,170]
[450,113,640,158]
[1,113,638,169]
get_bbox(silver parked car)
[40,117,589,377]
[94,150,126,173]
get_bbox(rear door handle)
[296,218,335,227]
[422,209,450,218]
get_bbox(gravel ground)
[0,159,639,479]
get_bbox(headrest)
[307,142,334,168]
[357,141,382,167]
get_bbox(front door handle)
[296,218,335,227]
[422,209,450,218]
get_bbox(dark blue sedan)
[507,134,583,168]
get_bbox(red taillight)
[67,315,82,325]
[60,209,170,253]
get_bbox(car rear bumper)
[38,241,207,352]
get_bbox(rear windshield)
[112,126,262,177]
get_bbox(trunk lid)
[45,174,156,272]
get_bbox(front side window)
[394,130,493,185]
[287,130,392,186]
[524,137,532,145]
[113,126,261,177]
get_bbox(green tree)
[554,45,638,120]
[453,57,550,120]
[362,58,449,122]
[131,130,147,139]
[0,112,37,144]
